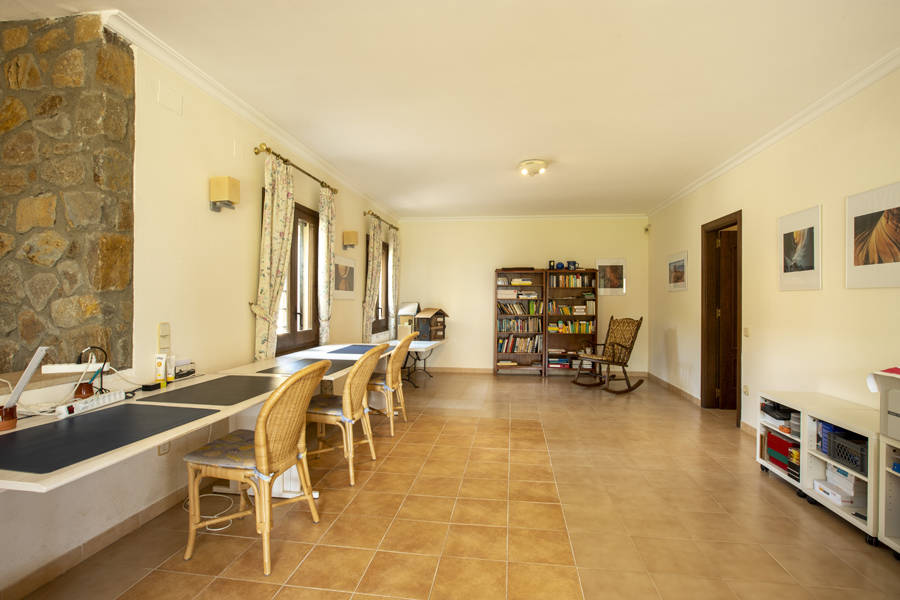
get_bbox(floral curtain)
[251,155,294,360]
[317,186,335,344]
[361,215,384,342]
[388,227,400,338]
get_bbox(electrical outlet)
[158,442,170,456]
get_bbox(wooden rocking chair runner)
[573,316,644,393]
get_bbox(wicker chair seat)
[368,372,387,386]
[183,429,257,470]
[307,394,346,418]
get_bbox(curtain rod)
[364,210,398,230]
[253,143,338,193]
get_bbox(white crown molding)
[651,46,900,216]
[100,10,392,216]
[397,213,647,223]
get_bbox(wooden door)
[717,230,739,410]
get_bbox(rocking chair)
[573,316,644,393]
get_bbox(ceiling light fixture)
[518,159,548,177]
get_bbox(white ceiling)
[4,1,900,217]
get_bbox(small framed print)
[596,258,626,295]
[333,256,356,300]
[846,181,900,288]
[667,251,687,291]
[778,205,822,291]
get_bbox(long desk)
[0,342,402,493]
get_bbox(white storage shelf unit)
[879,436,900,557]
[758,391,880,542]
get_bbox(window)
[276,204,319,354]
[366,235,390,334]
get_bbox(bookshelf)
[546,268,598,375]
[495,269,545,375]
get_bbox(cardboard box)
[813,479,864,508]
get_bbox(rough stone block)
[63,190,102,228]
[36,94,64,118]
[74,91,104,136]
[87,233,132,290]
[51,48,85,88]
[1,129,39,165]
[74,15,102,43]
[92,147,130,191]
[0,261,25,301]
[1,26,28,52]
[39,154,84,187]
[0,199,11,226]
[0,232,13,258]
[15,192,57,232]
[52,141,83,155]
[18,308,49,348]
[0,97,29,134]
[35,28,70,54]
[61,325,110,364]
[96,44,134,98]
[0,339,18,374]
[16,230,69,266]
[0,305,15,335]
[50,294,100,328]
[57,259,83,294]
[24,272,59,311]
[33,113,72,139]
[0,168,28,196]
[5,53,43,90]
[103,95,128,140]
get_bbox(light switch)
[743,327,750,338]
[742,385,750,396]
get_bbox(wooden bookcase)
[545,268,598,375]
[495,269,546,375]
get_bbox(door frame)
[700,210,742,426]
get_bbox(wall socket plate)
[742,385,750,396]
[157,442,170,456]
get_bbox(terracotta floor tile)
[510,450,551,465]
[160,533,252,575]
[444,524,508,560]
[410,475,461,496]
[398,494,456,521]
[275,587,350,599]
[633,536,715,576]
[401,432,440,444]
[26,562,150,600]
[220,540,313,584]
[117,571,213,600]
[359,472,415,494]
[285,545,374,591]
[194,578,280,600]
[451,498,509,526]
[379,519,448,554]
[762,544,881,590]
[470,448,510,463]
[319,513,393,548]
[508,562,582,600]
[435,433,475,447]
[563,504,628,533]
[429,445,469,460]
[376,456,425,474]
[458,477,508,500]
[356,551,439,599]
[623,514,691,538]
[508,480,559,503]
[725,581,813,600]
[88,526,185,569]
[463,460,509,479]
[509,463,555,481]
[556,482,609,505]
[578,569,660,600]
[345,491,406,517]
[420,458,468,477]
[651,573,737,600]
[509,501,566,530]
[430,556,506,600]
[388,442,432,457]
[317,469,372,490]
[569,530,645,571]
[509,528,574,565]
[696,540,795,583]
[295,489,357,514]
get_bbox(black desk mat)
[330,342,396,354]
[0,404,216,474]
[137,375,283,406]
[258,358,356,375]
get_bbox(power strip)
[55,390,126,419]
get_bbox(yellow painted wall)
[648,68,900,425]
[399,216,650,372]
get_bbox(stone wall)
[0,15,134,371]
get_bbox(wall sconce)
[209,176,240,212]
[342,231,358,250]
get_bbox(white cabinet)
[878,436,900,558]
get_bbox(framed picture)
[333,256,356,299]
[778,205,821,290]
[846,181,900,288]
[596,258,626,295]
[667,251,687,291]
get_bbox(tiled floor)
[26,374,900,599]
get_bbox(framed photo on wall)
[778,205,821,290]
[596,258,626,295]
[333,256,356,300]
[846,181,900,288]
[667,251,687,291]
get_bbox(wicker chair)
[307,343,387,486]
[366,332,419,436]
[183,360,329,575]
[573,316,644,394]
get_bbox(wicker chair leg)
[258,478,272,576]
[361,412,377,460]
[396,384,408,423]
[183,464,200,560]
[345,423,356,486]
[299,455,320,523]
[382,387,395,437]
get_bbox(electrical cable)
[107,365,142,387]
[181,493,236,532]
[0,378,12,397]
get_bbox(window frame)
[276,203,319,355]
[366,234,390,335]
